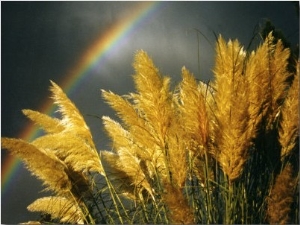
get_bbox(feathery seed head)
[211,36,252,181]
[27,196,85,224]
[279,64,299,159]
[22,109,65,134]
[267,164,296,224]
[1,138,72,193]
[50,81,95,149]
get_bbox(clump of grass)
[2,32,299,224]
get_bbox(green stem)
[225,177,233,224]
[204,152,212,224]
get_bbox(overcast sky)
[1,1,299,223]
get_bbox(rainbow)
[2,1,163,197]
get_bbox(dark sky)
[1,1,299,223]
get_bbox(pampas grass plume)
[27,196,85,224]
[1,138,72,193]
[279,65,299,158]
[267,164,296,224]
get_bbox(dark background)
[1,1,299,223]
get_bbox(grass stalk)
[203,152,213,224]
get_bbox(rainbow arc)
[2,2,163,197]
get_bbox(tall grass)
[2,32,299,224]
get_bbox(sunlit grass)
[2,32,299,224]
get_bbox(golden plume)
[4,81,103,201]
[100,150,153,200]
[22,109,65,134]
[102,51,177,184]
[102,116,152,163]
[101,90,158,152]
[131,50,174,148]
[178,67,210,153]
[1,138,71,193]
[246,33,291,131]
[163,183,194,224]
[27,196,85,224]
[279,65,299,159]
[101,51,192,221]
[32,133,103,174]
[267,164,296,224]
[267,38,291,128]
[245,35,272,130]
[102,116,133,151]
[210,36,252,181]
[50,81,95,149]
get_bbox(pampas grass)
[22,109,65,134]
[279,67,299,159]
[1,138,72,194]
[1,32,298,224]
[27,196,85,224]
[267,164,297,224]
[211,35,253,182]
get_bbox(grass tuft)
[2,32,299,224]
